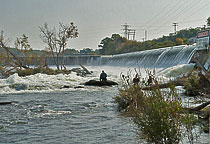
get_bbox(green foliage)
[63,48,79,55]
[17,68,34,76]
[98,34,127,55]
[33,67,55,75]
[181,113,198,144]
[55,69,70,74]
[98,27,201,55]
[184,73,199,96]
[207,17,210,27]
[115,73,198,143]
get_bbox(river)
[0,45,209,143]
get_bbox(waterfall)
[96,45,196,68]
[44,45,196,69]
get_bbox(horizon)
[0,0,210,50]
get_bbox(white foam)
[0,65,193,94]
[0,66,123,93]
[158,64,195,78]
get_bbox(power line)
[178,18,206,24]
[139,0,189,38]
[147,0,209,37]
[179,2,210,22]
[142,0,173,29]
[171,0,201,22]
[147,0,188,31]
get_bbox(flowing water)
[0,45,209,143]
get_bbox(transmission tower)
[121,23,136,40]
[121,23,130,39]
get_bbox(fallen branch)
[188,101,210,112]
[142,81,184,90]
[79,64,91,74]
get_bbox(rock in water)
[85,80,118,86]
[0,102,12,105]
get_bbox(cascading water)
[91,45,196,68]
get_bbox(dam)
[42,44,208,70]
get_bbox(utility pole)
[173,22,178,34]
[121,23,130,39]
[145,30,147,41]
[133,30,136,40]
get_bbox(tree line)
[97,17,210,55]
[97,28,200,55]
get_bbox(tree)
[39,22,78,70]
[0,31,30,69]
[98,34,126,55]
[0,31,37,77]
[207,17,210,27]
[176,38,184,45]
[14,34,34,68]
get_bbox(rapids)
[0,45,209,143]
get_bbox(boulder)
[74,86,85,89]
[85,80,118,86]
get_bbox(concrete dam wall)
[29,45,208,69]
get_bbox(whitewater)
[0,45,209,143]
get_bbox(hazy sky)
[0,0,210,50]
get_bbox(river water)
[0,89,140,143]
[0,66,143,144]
[0,65,209,143]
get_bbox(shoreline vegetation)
[115,68,210,143]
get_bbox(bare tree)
[0,31,34,76]
[39,22,78,70]
[0,32,29,68]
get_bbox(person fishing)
[100,70,107,82]
[133,73,140,84]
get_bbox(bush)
[184,73,199,96]
[17,68,34,76]
[17,67,70,77]
[115,73,198,143]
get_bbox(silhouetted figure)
[147,75,153,85]
[133,74,140,84]
[100,70,107,82]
